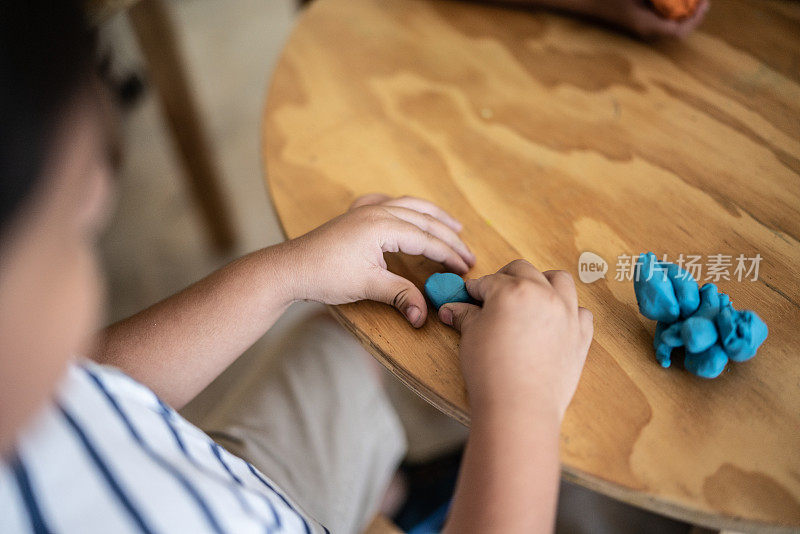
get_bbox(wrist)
[258,240,311,306]
[470,389,563,432]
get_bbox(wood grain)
[261,0,800,530]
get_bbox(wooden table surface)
[261,0,800,530]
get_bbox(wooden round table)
[262,0,800,530]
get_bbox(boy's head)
[0,2,114,455]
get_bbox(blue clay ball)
[680,317,718,353]
[665,263,700,318]
[717,307,768,362]
[653,321,674,368]
[634,252,680,323]
[660,322,684,348]
[684,344,729,379]
[694,283,722,319]
[424,273,474,310]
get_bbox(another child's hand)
[285,194,475,327]
[438,260,593,422]
[598,0,710,39]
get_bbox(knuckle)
[392,286,411,309]
[452,309,470,330]
[508,258,531,269]
[362,205,392,225]
[349,195,369,210]
[542,290,563,308]
[353,204,377,218]
[511,277,536,294]
[550,270,574,284]
[496,278,536,305]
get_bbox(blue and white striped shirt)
[0,361,327,533]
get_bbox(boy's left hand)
[284,194,475,327]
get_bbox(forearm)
[443,406,562,533]
[94,243,298,409]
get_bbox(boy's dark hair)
[0,1,96,236]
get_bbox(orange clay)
[650,0,701,20]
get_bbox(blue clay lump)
[635,252,767,378]
[424,272,476,310]
[716,308,768,362]
[634,252,699,323]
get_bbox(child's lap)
[205,311,406,534]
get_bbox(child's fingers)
[632,0,708,39]
[674,0,709,37]
[466,259,548,301]
[384,221,470,274]
[365,269,428,327]
[381,196,463,232]
[382,206,475,267]
[497,259,548,285]
[439,302,481,332]
[465,272,515,302]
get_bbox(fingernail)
[439,307,453,325]
[406,305,421,324]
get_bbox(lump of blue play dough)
[634,252,700,323]
[694,283,723,320]
[424,273,475,310]
[680,317,718,353]
[716,306,769,362]
[634,252,680,322]
[677,283,722,353]
[666,263,700,318]
[684,344,729,379]
[654,321,679,368]
[636,253,768,378]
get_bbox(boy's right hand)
[439,260,593,422]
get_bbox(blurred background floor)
[99,0,292,324]
[99,0,297,425]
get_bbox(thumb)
[439,302,481,332]
[365,270,428,328]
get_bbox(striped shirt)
[0,361,328,534]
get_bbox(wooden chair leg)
[129,0,236,252]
